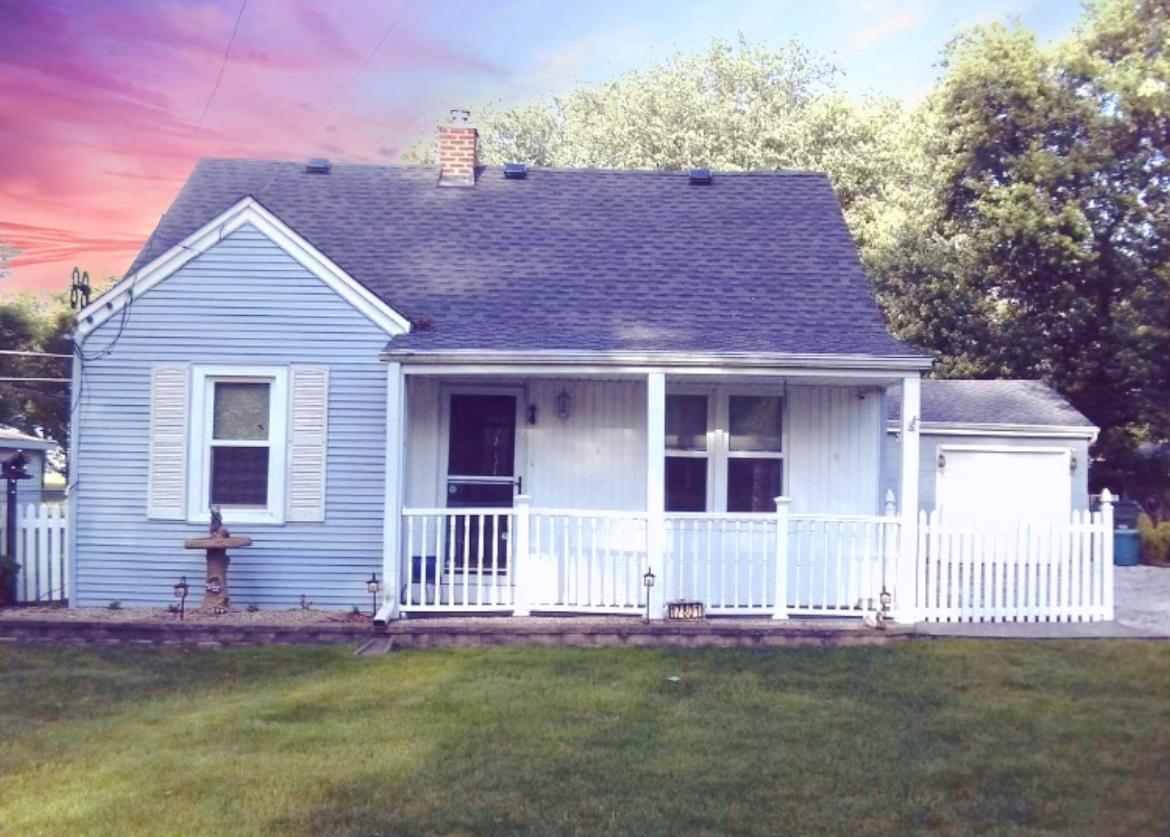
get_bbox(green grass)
[0,641,1166,836]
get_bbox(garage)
[935,445,1071,520]
[887,379,1098,518]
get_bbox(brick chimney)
[438,108,477,187]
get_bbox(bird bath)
[183,535,252,614]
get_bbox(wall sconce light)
[366,572,381,617]
[642,566,656,623]
[555,389,572,421]
[937,452,946,469]
[1070,454,1078,473]
[526,404,538,426]
[908,416,919,432]
[173,576,189,620]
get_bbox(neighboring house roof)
[889,380,1097,433]
[124,158,924,361]
[0,427,57,451]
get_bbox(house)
[69,111,1111,623]
[0,428,58,504]
[886,380,1098,519]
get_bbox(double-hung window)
[664,389,784,514]
[188,367,288,524]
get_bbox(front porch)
[380,359,924,622]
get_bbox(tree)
[0,294,73,453]
[871,0,1170,493]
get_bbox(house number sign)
[667,600,705,620]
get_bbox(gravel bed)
[0,605,374,626]
[1114,564,1170,636]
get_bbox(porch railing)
[400,507,516,611]
[397,493,1115,622]
[528,510,648,613]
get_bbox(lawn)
[0,641,1166,836]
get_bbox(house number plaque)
[667,600,705,620]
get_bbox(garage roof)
[889,380,1096,430]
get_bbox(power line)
[193,0,249,135]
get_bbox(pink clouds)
[0,0,503,292]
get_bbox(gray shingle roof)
[889,380,1096,429]
[128,158,923,358]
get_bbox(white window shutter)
[147,364,190,520]
[287,365,329,522]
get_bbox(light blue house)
[70,113,1102,622]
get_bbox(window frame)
[666,384,787,514]
[187,365,289,525]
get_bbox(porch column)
[646,372,666,619]
[896,373,921,622]
[378,362,405,623]
[771,496,791,620]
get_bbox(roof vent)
[504,162,528,179]
[689,168,713,185]
[305,158,332,175]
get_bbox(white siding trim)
[77,198,410,339]
[886,421,1098,441]
[287,365,329,523]
[146,364,190,520]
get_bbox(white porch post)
[512,494,532,616]
[771,496,791,620]
[896,373,921,622]
[1100,488,1115,621]
[646,372,666,619]
[377,362,405,623]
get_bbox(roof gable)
[123,160,923,360]
[79,197,410,340]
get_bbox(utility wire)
[193,0,249,135]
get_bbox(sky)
[0,0,1086,296]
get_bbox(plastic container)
[1114,530,1141,566]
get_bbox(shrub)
[1137,514,1170,564]
[107,600,122,610]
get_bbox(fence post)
[772,496,791,620]
[512,494,532,616]
[1100,488,1114,621]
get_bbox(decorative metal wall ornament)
[69,267,92,310]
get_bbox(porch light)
[367,572,381,616]
[643,567,656,623]
[1070,454,1077,473]
[937,452,946,469]
[555,389,572,421]
[173,576,189,620]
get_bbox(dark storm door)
[445,393,519,571]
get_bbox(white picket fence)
[915,507,1113,623]
[397,494,1118,624]
[0,502,70,603]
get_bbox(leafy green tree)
[874,0,1169,492]
[0,294,73,454]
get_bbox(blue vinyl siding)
[73,224,389,608]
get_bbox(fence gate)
[1,503,69,604]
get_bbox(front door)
[445,392,520,569]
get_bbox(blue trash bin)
[1114,530,1141,566]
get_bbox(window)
[665,394,709,511]
[188,367,288,524]
[664,389,784,513]
[726,395,783,513]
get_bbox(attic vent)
[504,162,528,179]
[689,168,713,185]
[305,158,332,174]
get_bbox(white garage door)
[936,446,1071,521]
